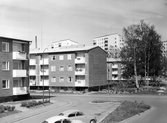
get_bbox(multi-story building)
[162,40,167,57]
[93,33,124,52]
[107,58,124,82]
[29,45,107,91]
[51,39,79,49]
[0,36,31,101]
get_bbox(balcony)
[13,51,27,60]
[75,69,86,75]
[30,80,36,86]
[40,69,49,75]
[40,59,49,65]
[13,70,27,77]
[75,80,86,86]
[30,59,36,65]
[112,77,119,80]
[112,64,118,68]
[112,71,118,74]
[39,80,49,86]
[29,70,36,76]
[75,57,85,64]
[13,87,28,95]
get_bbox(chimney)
[35,36,37,49]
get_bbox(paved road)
[4,93,167,123]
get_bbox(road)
[12,93,167,123]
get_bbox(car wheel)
[90,119,96,123]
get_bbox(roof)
[93,33,121,39]
[46,116,69,121]
[0,36,32,43]
[52,39,78,44]
[30,45,106,54]
[61,109,80,115]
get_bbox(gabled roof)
[30,45,106,54]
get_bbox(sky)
[0,0,167,49]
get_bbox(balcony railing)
[40,59,49,65]
[29,70,36,76]
[75,57,85,64]
[40,69,49,75]
[75,80,86,86]
[75,69,86,75]
[30,59,36,65]
[39,80,49,86]
[13,51,27,60]
[13,87,28,95]
[13,70,27,77]
[112,71,118,74]
[112,64,118,68]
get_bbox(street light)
[42,48,48,105]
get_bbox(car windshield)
[58,113,64,116]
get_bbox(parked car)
[58,109,97,123]
[42,116,84,123]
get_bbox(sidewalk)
[0,100,70,123]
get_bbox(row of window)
[51,76,73,83]
[51,65,73,72]
[51,54,72,61]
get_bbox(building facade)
[51,39,79,49]
[162,40,167,57]
[0,36,31,101]
[29,46,107,91]
[93,33,124,52]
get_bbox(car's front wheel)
[90,119,96,123]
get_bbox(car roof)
[61,109,81,114]
[46,116,69,121]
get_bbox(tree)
[120,20,163,88]
[108,45,120,58]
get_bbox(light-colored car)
[42,116,84,123]
[58,109,97,123]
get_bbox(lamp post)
[42,48,48,105]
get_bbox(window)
[51,77,56,82]
[76,112,84,116]
[62,119,71,123]
[59,55,64,60]
[54,120,61,123]
[2,61,9,70]
[51,55,56,60]
[67,65,73,71]
[67,54,72,60]
[59,66,64,71]
[67,77,73,82]
[59,77,64,82]
[2,80,9,89]
[68,113,75,117]
[51,66,56,71]
[2,42,9,52]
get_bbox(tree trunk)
[134,46,139,88]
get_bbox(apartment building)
[93,33,124,52]
[107,58,124,82]
[0,36,31,101]
[162,40,167,57]
[29,45,107,91]
[51,39,79,49]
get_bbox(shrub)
[0,105,5,113]
[38,101,43,105]
[21,101,28,107]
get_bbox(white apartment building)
[162,40,167,57]
[93,33,124,52]
[51,39,79,49]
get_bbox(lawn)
[100,100,151,123]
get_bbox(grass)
[100,100,151,123]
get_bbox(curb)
[2,100,71,123]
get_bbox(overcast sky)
[0,0,167,49]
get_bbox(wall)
[88,47,107,87]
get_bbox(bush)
[21,101,28,107]
[0,105,5,113]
